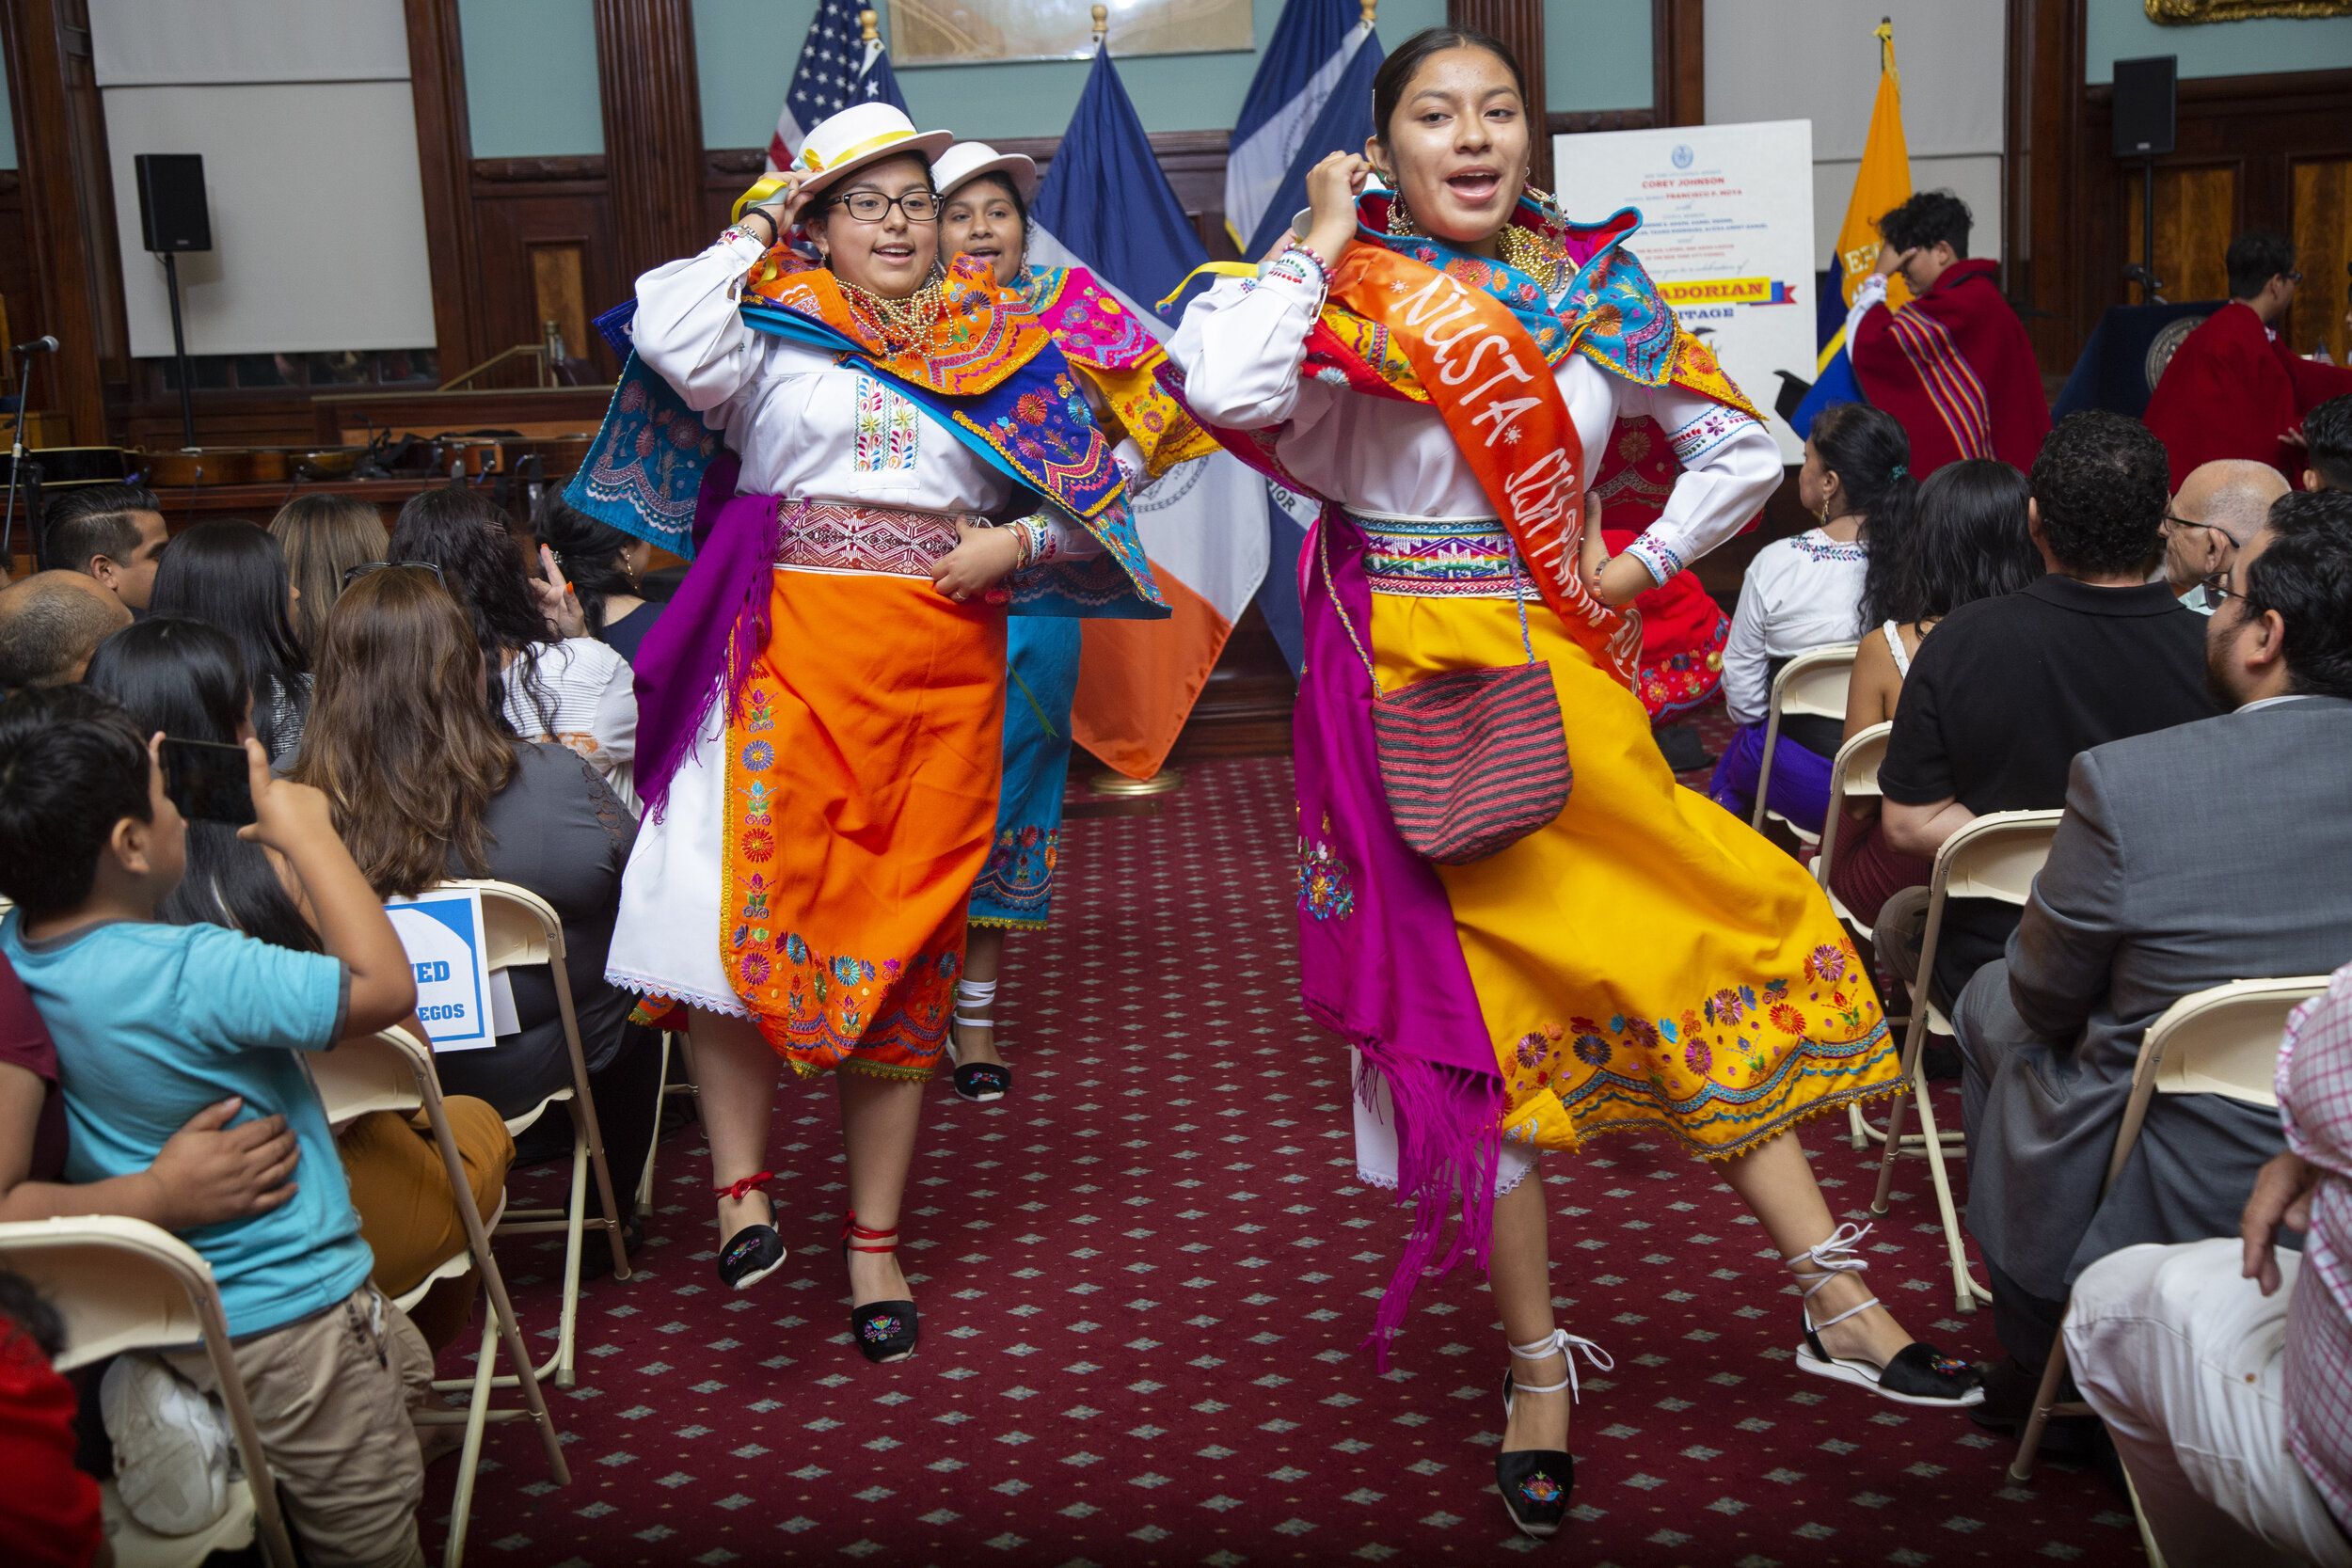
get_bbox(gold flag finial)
[1875,17,1896,72]
[860,8,879,42]
[1360,0,1376,25]
[1092,4,1108,44]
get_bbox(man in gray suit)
[1957,487,2352,1424]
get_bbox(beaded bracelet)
[1263,243,1329,296]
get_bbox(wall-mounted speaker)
[134,153,212,253]
[2112,55,2177,159]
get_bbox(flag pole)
[1092,4,1108,46]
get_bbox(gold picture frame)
[2147,0,2352,22]
[886,0,1253,64]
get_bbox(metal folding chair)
[1867,808,2066,1313]
[310,1027,570,1567]
[435,879,631,1389]
[0,1216,296,1568]
[1751,642,1858,844]
[2009,975,2329,1483]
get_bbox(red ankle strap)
[715,1171,774,1203]
[842,1213,899,1253]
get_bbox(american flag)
[766,2,914,173]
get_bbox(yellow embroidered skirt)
[723,560,1007,1081]
[1359,516,1899,1159]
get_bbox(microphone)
[12,336,56,355]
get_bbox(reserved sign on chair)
[386,887,516,1051]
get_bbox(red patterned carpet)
[428,722,2141,1565]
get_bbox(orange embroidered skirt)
[723,553,1007,1081]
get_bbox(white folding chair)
[0,1216,296,1568]
[1751,642,1858,845]
[311,1027,570,1567]
[436,879,631,1390]
[1866,808,2066,1313]
[637,1028,701,1214]
[1817,722,1944,1153]
[2007,975,2329,1484]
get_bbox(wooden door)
[2292,159,2352,367]
[2124,165,2237,304]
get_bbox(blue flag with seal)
[1225,0,1375,255]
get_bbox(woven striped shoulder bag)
[1318,527,1572,865]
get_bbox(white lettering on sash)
[1471,396,1543,445]
[1396,272,1466,329]
[1438,332,1509,386]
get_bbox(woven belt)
[1346,510,1522,599]
[775,499,967,578]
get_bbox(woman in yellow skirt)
[1170,25,1980,1540]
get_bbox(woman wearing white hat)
[929,141,1219,1099]
[586,103,1165,1364]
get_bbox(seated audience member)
[0,686,431,1567]
[292,567,660,1254]
[1831,458,2041,927]
[2062,959,2352,1567]
[85,617,515,1352]
[1957,488,2352,1420]
[2304,391,2351,494]
[389,488,638,802]
[0,1274,103,1568]
[2143,231,2352,491]
[2158,459,2289,613]
[40,483,168,612]
[1708,402,1909,834]
[150,520,311,764]
[269,494,388,662]
[1876,410,2218,1009]
[0,572,129,690]
[533,495,665,665]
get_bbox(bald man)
[2158,460,2292,616]
[0,570,133,690]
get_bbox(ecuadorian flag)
[1793,23,1913,436]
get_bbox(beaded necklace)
[838,274,950,353]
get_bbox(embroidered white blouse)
[1720,529,1869,725]
[1166,264,1782,587]
[630,232,1104,551]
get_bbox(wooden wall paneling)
[593,0,706,286]
[2122,165,2237,303]
[2009,0,2089,374]
[466,162,624,386]
[404,0,485,387]
[2290,159,2352,365]
[2081,69,2352,362]
[1652,0,1703,129]
[0,173,34,385]
[1448,0,1549,188]
[1,0,122,445]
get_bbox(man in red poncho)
[1846,191,2051,477]
[2142,232,2352,492]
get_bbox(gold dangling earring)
[1387,190,1417,237]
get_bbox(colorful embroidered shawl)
[1021,265,1220,481]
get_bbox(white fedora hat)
[931,141,1040,203]
[791,103,953,198]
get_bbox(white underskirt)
[605,691,747,1017]
[1350,1047,1536,1197]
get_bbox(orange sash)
[1327,245,1641,689]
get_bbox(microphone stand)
[2,346,39,575]
[165,250,196,450]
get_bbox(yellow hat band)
[731,174,790,225]
[796,127,926,179]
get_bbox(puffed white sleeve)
[1614,381,1784,588]
[1843,274,1888,354]
[1718,548,1776,726]
[630,230,771,414]
[1165,264,1329,432]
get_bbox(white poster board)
[1553,120,1819,462]
[385,888,513,1053]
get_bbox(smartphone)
[160,736,257,826]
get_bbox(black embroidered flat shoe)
[951,1060,1010,1102]
[1495,1327,1611,1542]
[713,1171,785,1291]
[1789,1223,1985,1407]
[842,1212,918,1364]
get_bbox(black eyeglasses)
[342,560,447,588]
[2201,570,2238,608]
[828,189,942,224]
